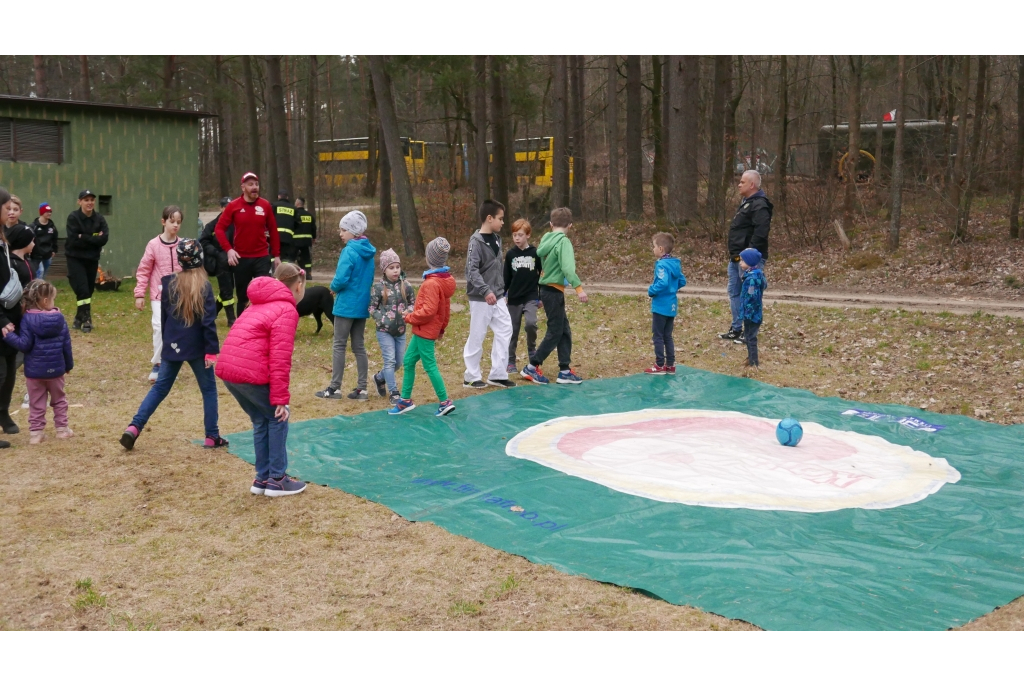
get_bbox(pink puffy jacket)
[215,277,299,406]
[134,235,181,301]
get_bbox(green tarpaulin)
[225,367,1024,630]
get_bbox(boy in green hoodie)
[520,207,588,385]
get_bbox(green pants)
[402,334,448,402]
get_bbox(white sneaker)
[21,393,28,410]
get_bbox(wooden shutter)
[12,119,63,163]
[0,119,12,161]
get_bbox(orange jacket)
[404,271,456,340]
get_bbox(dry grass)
[2,276,1022,630]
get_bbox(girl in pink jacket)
[134,206,183,382]
[216,263,306,497]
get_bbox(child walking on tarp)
[520,207,588,386]
[134,205,183,383]
[503,218,541,376]
[644,232,686,375]
[316,210,376,401]
[2,280,74,444]
[217,263,306,497]
[389,237,457,417]
[369,249,416,405]
[120,239,225,451]
[739,247,767,370]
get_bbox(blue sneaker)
[435,400,456,417]
[556,369,583,385]
[506,363,518,375]
[520,364,549,385]
[250,478,267,495]
[388,398,416,415]
[264,475,306,497]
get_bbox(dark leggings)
[66,257,98,308]
[234,255,271,314]
[0,349,18,418]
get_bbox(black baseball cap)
[219,196,231,207]
[78,189,96,199]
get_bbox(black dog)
[297,285,335,334]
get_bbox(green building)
[0,95,212,278]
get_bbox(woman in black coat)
[0,221,35,443]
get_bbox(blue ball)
[776,418,803,447]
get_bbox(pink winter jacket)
[215,277,299,406]
[134,235,182,301]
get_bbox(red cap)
[240,172,259,184]
[39,203,52,215]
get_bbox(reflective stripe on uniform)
[76,298,92,306]
[293,234,312,240]
[277,227,295,235]
[222,297,236,306]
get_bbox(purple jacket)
[4,308,73,379]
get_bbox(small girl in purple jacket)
[2,279,74,444]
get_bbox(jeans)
[744,320,761,366]
[727,259,742,332]
[29,257,52,280]
[652,313,676,367]
[234,255,272,314]
[375,330,406,393]
[131,359,220,436]
[463,299,512,382]
[531,286,572,371]
[331,317,367,391]
[402,334,447,402]
[223,381,288,481]
[507,300,539,366]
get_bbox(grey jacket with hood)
[465,230,505,302]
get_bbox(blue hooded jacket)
[4,308,73,379]
[741,266,767,324]
[330,236,377,318]
[647,256,686,317]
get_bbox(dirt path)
[405,278,1024,319]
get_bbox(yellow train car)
[508,137,573,187]
[316,137,425,187]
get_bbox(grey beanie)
[339,210,367,237]
[425,237,451,269]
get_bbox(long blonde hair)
[169,268,210,327]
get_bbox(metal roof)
[0,95,216,118]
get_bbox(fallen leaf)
[510,506,525,512]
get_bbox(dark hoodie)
[3,308,73,379]
[727,189,773,260]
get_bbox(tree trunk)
[843,56,862,228]
[305,56,317,211]
[950,57,971,217]
[1010,56,1024,239]
[874,61,886,185]
[776,55,788,227]
[651,56,665,219]
[242,56,261,181]
[606,56,621,219]
[214,56,231,199]
[490,58,511,211]
[625,55,643,219]
[363,60,379,198]
[889,56,907,251]
[667,56,684,223]
[552,56,571,209]
[943,56,955,185]
[266,56,294,198]
[79,56,91,101]
[677,56,699,223]
[33,56,47,98]
[829,55,838,172]
[708,55,729,224]
[956,56,988,241]
[162,56,176,109]
[369,56,424,255]
[569,55,587,218]
[379,130,393,231]
[724,57,741,212]
[473,56,490,209]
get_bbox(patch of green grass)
[487,574,521,600]
[823,344,834,354]
[1004,275,1023,289]
[72,578,107,611]
[448,600,482,617]
[937,311,954,319]
[915,360,932,371]
[960,402,972,416]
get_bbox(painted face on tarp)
[506,409,960,513]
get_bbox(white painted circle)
[505,409,960,513]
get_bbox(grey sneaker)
[264,475,306,497]
[315,386,343,399]
[373,372,387,397]
[348,388,369,400]
[463,380,487,389]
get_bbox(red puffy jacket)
[215,277,298,405]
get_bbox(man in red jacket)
[215,172,281,313]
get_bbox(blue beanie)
[740,248,762,268]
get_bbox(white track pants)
[463,298,513,382]
[151,300,162,364]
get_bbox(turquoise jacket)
[647,256,686,317]
[330,237,377,318]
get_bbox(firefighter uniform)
[200,212,237,326]
[293,204,317,278]
[272,197,298,264]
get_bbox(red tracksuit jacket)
[215,196,280,259]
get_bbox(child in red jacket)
[389,237,457,417]
[216,263,305,497]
